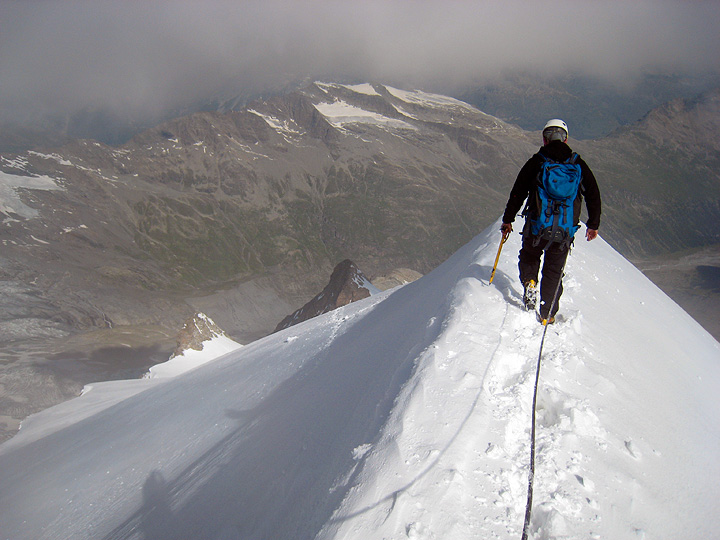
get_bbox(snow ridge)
[319,222,720,540]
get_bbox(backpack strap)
[521,153,546,218]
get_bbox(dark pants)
[519,236,569,318]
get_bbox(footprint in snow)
[575,474,595,491]
[485,442,503,459]
[405,521,430,539]
[624,439,641,459]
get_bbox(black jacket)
[502,140,602,231]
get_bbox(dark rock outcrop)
[274,259,374,332]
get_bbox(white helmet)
[542,119,568,142]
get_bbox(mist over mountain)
[460,71,720,139]
[0,82,718,444]
[3,71,718,154]
[2,0,719,150]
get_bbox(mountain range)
[459,71,720,139]
[4,72,718,152]
[0,81,718,442]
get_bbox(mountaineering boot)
[536,311,556,325]
[523,280,538,311]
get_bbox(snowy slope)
[0,221,718,540]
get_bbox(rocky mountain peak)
[172,312,227,358]
[618,86,720,153]
[274,259,377,333]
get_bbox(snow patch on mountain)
[27,151,73,166]
[0,170,64,219]
[386,86,477,111]
[315,82,382,97]
[314,100,416,131]
[353,272,381,295]
[344,83,381,96]
[248,109,305,143]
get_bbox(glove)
[500,223,513,235]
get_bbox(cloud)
[1,0,719,125]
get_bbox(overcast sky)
[1,0,719,125]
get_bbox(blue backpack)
[525,153,583,248]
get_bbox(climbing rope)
[520,249,570,540]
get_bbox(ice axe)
[489,230,510,284]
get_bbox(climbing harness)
[489,230,510,284]
[520,249,570,540]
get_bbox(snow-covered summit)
[308,82,492,136]
[0,221,718,539]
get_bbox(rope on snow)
[520,248,570,540]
